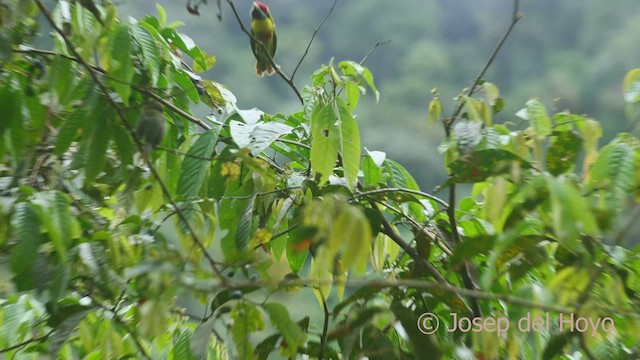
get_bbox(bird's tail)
[256,60,276,77]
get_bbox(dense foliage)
[1,1,640,359]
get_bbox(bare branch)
[291,0,338,80]
[445,0,523,134]
[359,40,391,65]
[318,290,330,360]
[0,330,54,354]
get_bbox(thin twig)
[366,196,453,256]
[318,291,330,360]
[379,218,447,283]
[625,110,640,132]
[445,1,523,133]
[243,277,575,314]
[359,40,391,65]
[291,0,338,80]
[355,187,449,208]
[33,0,227,285]
[0,330,54,354]
[225,0,303,103]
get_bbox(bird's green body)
[250,1,277,77]
[135,101,165,159]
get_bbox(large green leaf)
[235,195,256,252]
[546,130,583,176]
[546,177,600,252]
[190,318,215,360]
[107,23,134,104]
[10,202,43,275]
[84,106,112,184]
[623,68,640,104]
[336,98,361,189]
[54,103,89,156]
[177,126,221,200]
[448,149,531,183]
[517,99,551,138]
[588,135,639,211]
[263,303,306,357]
[231,302,264,360]
[131,22,161,86]
[310,102,339,186]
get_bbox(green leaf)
[519,99,552,138]
[190,318,215,360]
[454,120,482,155]
[10,202,43,275]
[326,205,373,275]
[546,177,599,252]
[588,136,638,210]
[263,303,306,356]
[336,98,361,189]
[542,332,572,360]
[177,126,221,200]
[0,79,20,137]
[428,96,442,126]
[174,70,200,103]
[236,195,256,252]
[448,149,531,183]
[107,23,134,104]
[84,105,112,183]
[310,102,339,186]
[8,91,25,161]
[339,61,379,102]
[131,23,161,86]
[623,68,640,104]
[50,308,92,356]
[231,302,264,360]
[255,334,280,360]
[174,331,197,360]
[384,159,420,190]
[54,103,89,156]
[156,4,167,27]
[546,130,583,176]
[49,55,75,105]
[361,150,385,187]
[482,82,500,106]
[390,301,441,360]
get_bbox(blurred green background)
[117,0,640,189]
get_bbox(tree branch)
[291,0,338,81]
[445,1,523,133]
[0,330,54,354]
[355,187,449,209]
[318,290,330,360]
[359,40,391,65]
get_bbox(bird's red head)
[251,1,270,19]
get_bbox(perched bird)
[250,1,277,77]
[135,101,166,159]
